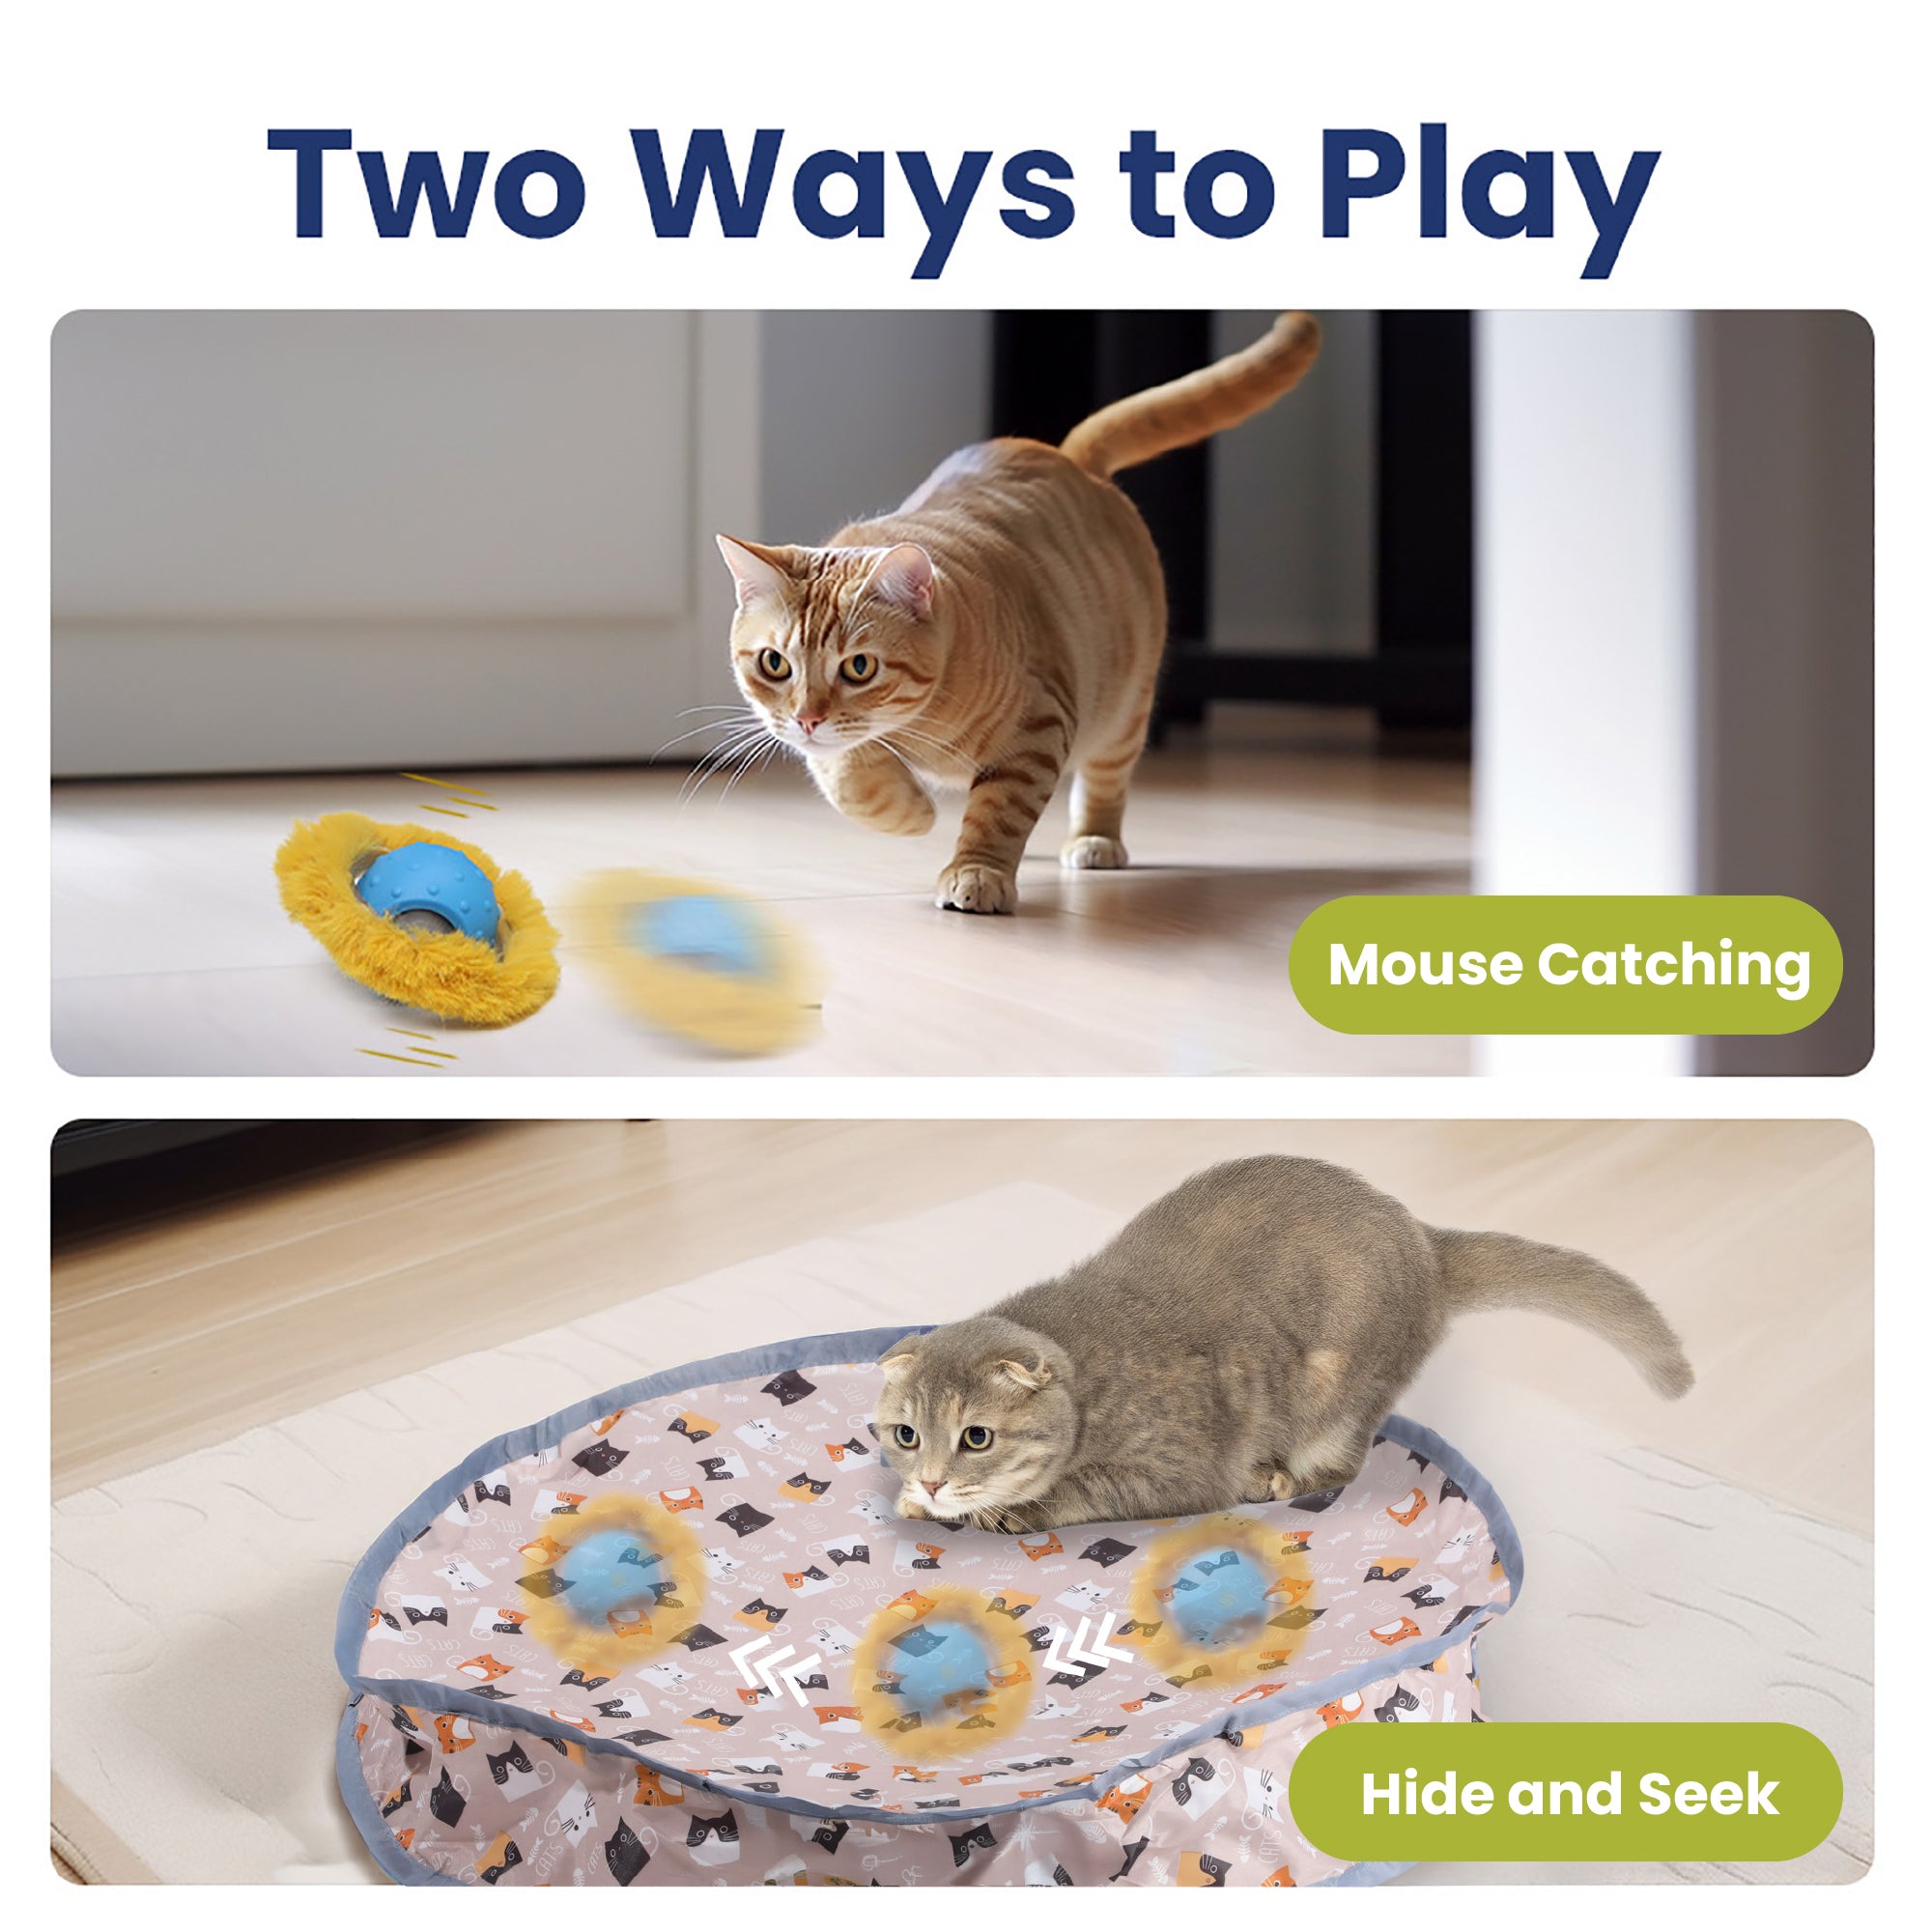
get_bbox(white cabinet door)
[52,310,756,775]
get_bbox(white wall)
[1474,311,1699,1078]
[53,311,696,622]
[51,311,758,774]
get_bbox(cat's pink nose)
[922,1480,943,1495]
[795,711,825,735]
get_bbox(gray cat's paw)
[935,862,1018,915]
[893,1491,932,1520]
[1060,834,1128,871]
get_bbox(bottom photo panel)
[50,1118,1871,1888]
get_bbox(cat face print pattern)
[349,1634,1481,1888]
[339,1343,1517,1886]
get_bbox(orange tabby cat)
[716,311,1321,913]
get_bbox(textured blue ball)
[1170,1547,1270,1647]
[355,841,500,946]
[890,1620,993,1718]
[554,1529,667,1621]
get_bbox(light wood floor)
[52,1118,1872,1532]
[50,712,1470,1076]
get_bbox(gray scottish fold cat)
[876,1155,1692,1532]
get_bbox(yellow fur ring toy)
[275,812,559,1026]
[572,869,819,1056]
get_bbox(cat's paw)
[935,862,1018,915]
[1060,834,1129,871]
[893,1492,932,1520]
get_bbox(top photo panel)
[49,309,1871,1077]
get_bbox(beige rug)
[51,1184,1869,1885]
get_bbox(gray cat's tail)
[1429,1228,1695,1399]
[1060,311,1321,479]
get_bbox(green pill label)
[1290,1722,1842,1862]
[1288,895,1842,1034]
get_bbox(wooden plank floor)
[50,712,1471,1076]
[52,1118,1872,1531]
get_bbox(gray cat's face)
[872,1329,1075,1527]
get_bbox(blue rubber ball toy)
[355,841,500,946]
[554,1529,668,1622]
[891,1619,994,1717]
[1170,1547,1271,1647]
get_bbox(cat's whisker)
[719,731,786,794]
[674,729,770,808]
[873,738,935,792]
[673,730,765,797]
[894,721,967,751]
[717,736,784,806]
[652,713,759,759]
[690,741,766,810]
[887,723,972,764]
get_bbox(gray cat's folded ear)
[878,1336,923,1372]
[995,1357,1054,1391]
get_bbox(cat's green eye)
[841,652,879,685]
[757,646,791,680]
[892,1424,920,1450]
[960,1425,995,1451]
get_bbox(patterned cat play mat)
[336,1328,1521,1887]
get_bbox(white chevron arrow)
[1041,1611,1131,1676]
[728,1634,821,1707]
[752,1644,797,1699]
[775,1651,824,1706]
[729,1634,778,1687]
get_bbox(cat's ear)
[864,543,935,621]
[879,1337,922,1375]
[716,534,791,611]
[996,1357,1054,1392]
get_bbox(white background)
[13,0,1923,1923]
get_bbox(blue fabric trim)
[1315,1859,1412,1888]
[335,1326,1521,1871]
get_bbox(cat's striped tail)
[1429,1227,1696,1399]
[1059,310,1321,479]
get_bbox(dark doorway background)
[990,311,1474,738]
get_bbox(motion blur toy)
[275,811,559,1026]
[573,869,819,1056]
[336,1328,1520,1888]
